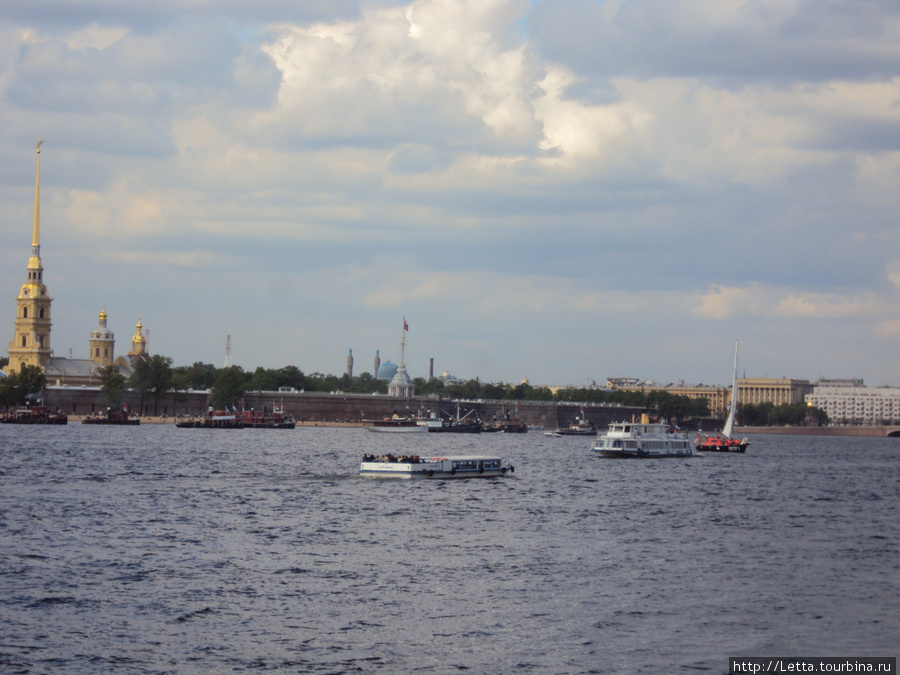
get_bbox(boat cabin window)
[622,426,631,433]
[483,459,500,469]
[451,460,478,470]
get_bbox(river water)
[1,426,897,673]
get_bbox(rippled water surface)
[1,426,898,673]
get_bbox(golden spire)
[99,305,107,325]
[27,139,43,272]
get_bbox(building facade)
[608,377,812,415]
[806,381,900,425]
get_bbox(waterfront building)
[806,380,900,425]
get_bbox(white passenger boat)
[592,414,694,458]
[363,415,429,433]
[359,454,515,478]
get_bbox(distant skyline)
[2,1,899,388]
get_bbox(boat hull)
[427,423,482,433]
[364,425,428,433]
[1,416,68,425]
[696,440,748,453]
[592,448,693,458]
[82,418,140,425]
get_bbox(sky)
[1,0,899,388]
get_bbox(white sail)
[722,340,739,438]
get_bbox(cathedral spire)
[28,140,43,277]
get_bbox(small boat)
[359,454,515,479]
[239,409,296,429]
[695,340,750,453]
[1,405,68,425]
[482,405,528,433]
[484,418,528,433]
[550,408,597,436]
[428,420,483,433]
[592,413,694,458]
[363,414,429,432]
[427,405,483,433]
[175,410,244,429]
[82,409,140,425]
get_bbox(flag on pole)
[403,318,409,332]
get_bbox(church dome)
[377,361,398,380]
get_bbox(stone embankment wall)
[42,387,647,428]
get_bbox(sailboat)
[695,340,751,453]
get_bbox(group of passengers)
[362,453,423,463]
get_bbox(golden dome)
[132,318,145,344]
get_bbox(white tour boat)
[592,413,694,458]
[359,454,515,479]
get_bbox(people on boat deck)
[362,454,422,463]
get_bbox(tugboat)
[547,408,596,436]
[427,404,483,433]
[695,340,750,453]
[483,408,528,433]
[1,405,68,425]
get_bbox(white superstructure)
[359,455,514,478]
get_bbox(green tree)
[211,366,247,410]
[248,367,278,392]
[130,359,152,414]
[98,365,127,409]
[146,355,175,415]
[176,362,218,390]
[3,365,48,406]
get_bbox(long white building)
[806,380,900,425]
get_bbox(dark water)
[1,426,898,674]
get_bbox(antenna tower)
[224,334,232,368]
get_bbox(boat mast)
[723,339,739,438]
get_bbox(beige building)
[608,377,811,415]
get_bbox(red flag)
[403,319,409,332]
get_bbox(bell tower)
[127,317,149,364]
[89,306,115,367]
[6,140,53,373]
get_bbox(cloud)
[693,284,898,322]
